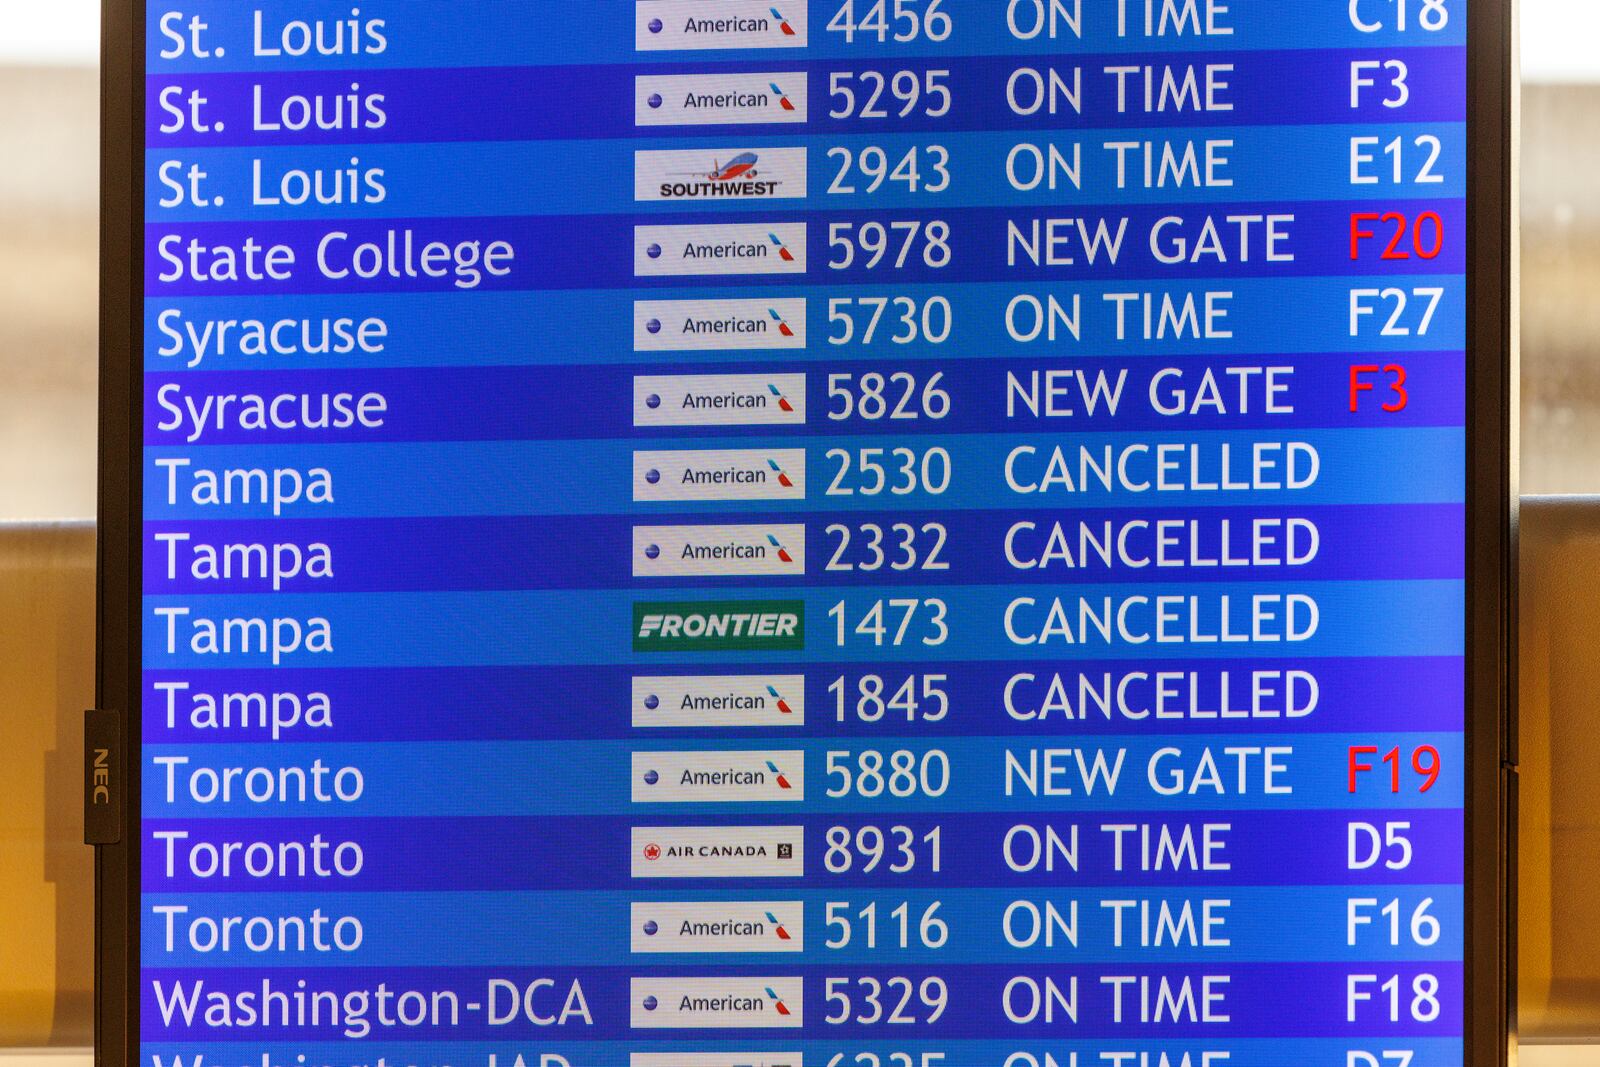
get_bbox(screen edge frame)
[1464,0,1518,1062]
[95,0,142,1061]
[93,5,1519,1062]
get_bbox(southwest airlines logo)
[712,152,760,180]
[636,147,806,202]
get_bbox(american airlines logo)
[633,373,807,428]
[631,1056,803,1067]
[632,749,805,802]
[633,448,807,503]
[630,901,805,953]
[631,976,805,1029]
[637,0,810,51]
[631,674,806,728]
[636,222,807,278]
[634,298,807,353]
[637,72,809,126]
[633,524,806,578]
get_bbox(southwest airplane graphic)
[671,151,762,182]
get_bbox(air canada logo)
[632,826,803,879]
[649,839,789,861]
[768,232,796,261]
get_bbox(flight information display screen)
[138,3,1473,1065]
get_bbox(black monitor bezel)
[93,4,1519,1062]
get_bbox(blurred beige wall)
[0,525,94,1046]
[1522,84,1600,492]
[0,66,97,521]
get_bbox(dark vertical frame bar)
[92,3,1518,1064]
[1465,0,1518,1063]
[95,0,140,1063]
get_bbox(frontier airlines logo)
[634,600,804,652]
